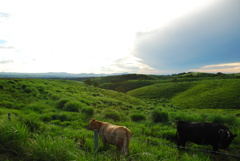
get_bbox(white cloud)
[203,63,240,69]
[191,63,240,73]
[0,45,14,49]
[0,12,10,23]
[0,60,13,64]
[0,12,10,17]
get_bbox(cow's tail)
[123,130,132,156]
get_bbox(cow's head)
[218,129,237,149]
[86,118,99,131]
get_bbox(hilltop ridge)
[0,72,129,79]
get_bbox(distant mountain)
[0,72,128,79]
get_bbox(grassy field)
[128,79,240,109]
[0,74,240,161]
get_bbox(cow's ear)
[91,118,96,122]
[233,134,237,138]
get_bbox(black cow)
[176,121,237,151]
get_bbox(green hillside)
[91,74,160,92]
[172,79,240,109]
[87,73,239,93]
[128,79,240,109]
[0,78,240,161]
[127,82,197,99]
[0,79,144,115]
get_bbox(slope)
[0,79,146,118]
[127,82,197,99]
[128,79,240,109]
[172,79,240,109]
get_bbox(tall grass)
[207,114,239,126]
[29,135,81,161]
[0,116,29,159]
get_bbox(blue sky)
[0,0,239,74]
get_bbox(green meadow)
[0,73,240,161]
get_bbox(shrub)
[40,114,51,122]
[49,94,61,100]
[27,102,50,113]
[63,101,84,112]
[161,130,177,142]
[51,113,68,122]
[57,98,70,109]
[40,113,70,122]
[104,109,121,121]
[152,110,169,123]
[24,87,39,96]
[60,121,72,126]
[81,107,94,116]
[36,85,45,93]
[136,107,143,110]
[0,101,14,109]
[131,113,146,122]
[50,120,61,125]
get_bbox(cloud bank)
[0,60,13,64]
[0,12,10,24]
[0,45,15,49]
[132,0,240,73]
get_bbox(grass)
[0,115,30,159]
[172,79,240,109]
[127,81,197,99]
[29,135,82,161]
[128,79,240,109]
[131,113,146,122]
[152,110,169,123]
[0,76,240,160]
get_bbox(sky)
[0,0,239,75]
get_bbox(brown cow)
[86,118,132,155]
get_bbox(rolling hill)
[0,79,145,114]
[127,79,240,109]
[89,73,239,92]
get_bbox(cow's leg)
[212,144,219,153]
[116,138,127,155]
[100,136,109,147]
[119,142,128,156]
[119,144,128,156]
[176,132,186,150]
[177,139,186,150]
[121,138,129,156]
